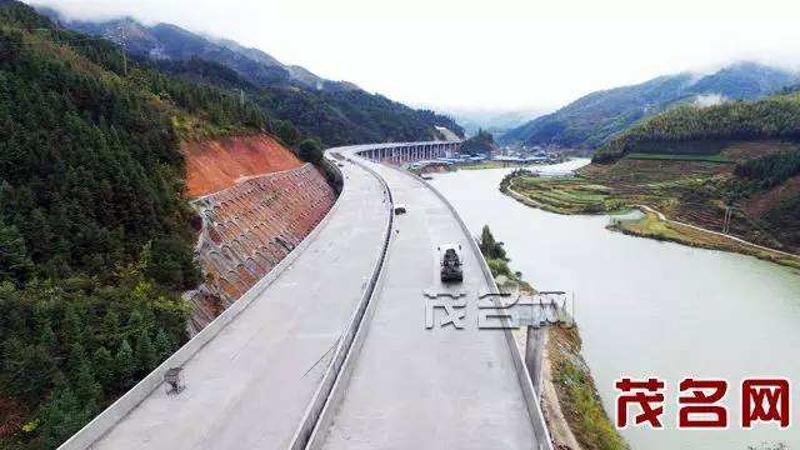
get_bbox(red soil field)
[184,134,303,197]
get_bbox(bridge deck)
[90,161,389,449]
[316,162,537,449]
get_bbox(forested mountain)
[39,9,465,145]
[460,130,499,156]
[0,2,277,447]
[589,89,800,252]
[502,62,797,149]
[594,91,800,162]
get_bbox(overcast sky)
[30,0,800,113]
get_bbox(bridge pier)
[525,325,546,397]
[353,141,465,166]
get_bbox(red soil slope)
[188,164,336,334]
[184,134,303,197]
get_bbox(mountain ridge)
[502,62,797,150]
[36,6,464,145]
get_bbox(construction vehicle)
[438,243,463,282]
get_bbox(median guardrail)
[288,151,395,450]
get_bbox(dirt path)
[635,204,800,259]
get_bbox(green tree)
[154,328,175,362]
[135,330,158,374]
[115,339,135,390]
[297,138,324,165]
[92,346,114,389]
[0,220,32,285]
[36,387,93,450]
[276,120,300,146]
[72,359,102,408]
[479,225,507,261]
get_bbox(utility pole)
[722,205,734,235]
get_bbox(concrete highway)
[89,159,389,449]
[63,141,548,450]
[313,159,539,449]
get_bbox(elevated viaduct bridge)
[60,141,553,450]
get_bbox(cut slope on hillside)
[188,163,336,333]
[184,134,303,197]
[0,2,284,448]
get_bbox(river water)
[428,160,800,450]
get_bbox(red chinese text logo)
[678,378,728,428]
[615,377,665,428]
[615,377,792,430]
[742,379,790,428]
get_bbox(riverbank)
[478,226,626,450]
[431,166,800,449]
[609,209,800,270]
[545,326,629,450]
[412,158,570,175]
[501,166,800,270]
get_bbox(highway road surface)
[90,160,389,449]
[314,160,539,449]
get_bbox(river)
[428,159,800,450]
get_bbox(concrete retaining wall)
[188,164,336,334]
[58,163,348,450]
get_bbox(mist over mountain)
[37,8,332,89]
[38,6,464,145]
[447,108,548,137]
[502,62,798,149]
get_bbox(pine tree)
[114,339,134,389]
[72,359,102,408]
[36,387,92,450]
[135,330,157,374]
[0,220,32,285]
[92,346,114,390]
[153,328,174,363]
[61,303,83,347]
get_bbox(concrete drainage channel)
[288,154,395,450]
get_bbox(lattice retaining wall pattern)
[187,163,336,335]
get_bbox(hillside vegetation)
[502,63,796,149]
[508,138,800,265]
[0,2,280,448]
[460,130,499,156]
[44,11,465,146]
[594,92,800,162]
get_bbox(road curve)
[82,159,390,450]
[60,141,548,450]
[311,153,541,449]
